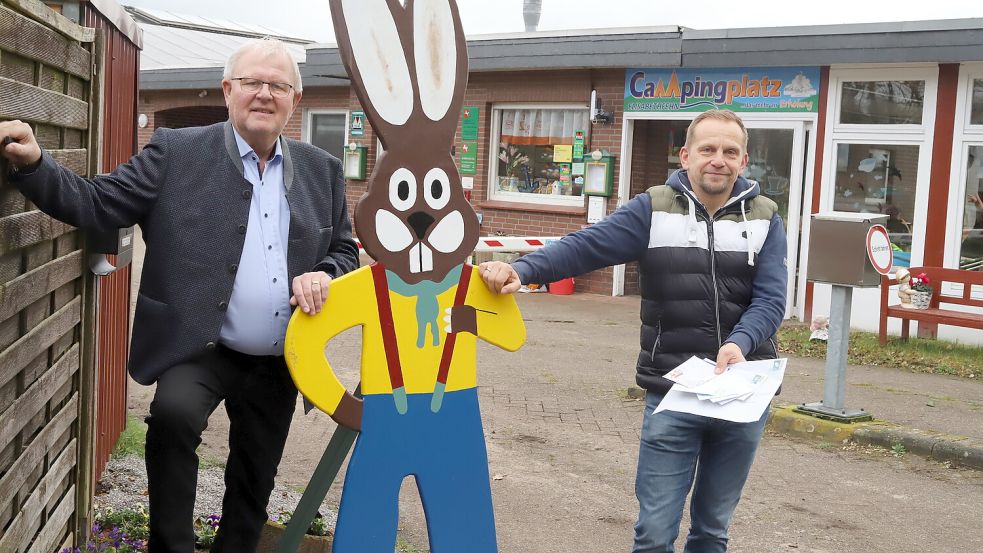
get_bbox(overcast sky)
[122,0,982,43]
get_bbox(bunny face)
[332,0,475,285]
[356,150,478,283]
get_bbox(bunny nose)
[407,211,435,239]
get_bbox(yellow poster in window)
[553,144,573,163]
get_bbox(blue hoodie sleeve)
[726,213,788,355]
[513,193,652,285]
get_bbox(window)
[304,111,348,160]
[971,79,983,126]
[839,80,925,125]
[831,143,920,264]
[960,146,983,270]
[825,67,938,270]
[489,106,589,206]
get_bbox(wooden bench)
[879,266,983,344]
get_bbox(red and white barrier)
[474,236,560,252]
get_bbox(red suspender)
[436,264,472,387]
[370,263,405,391]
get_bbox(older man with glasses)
[0,38,359,552]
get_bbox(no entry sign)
[866,224,893,275]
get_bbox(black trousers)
[144,345,297,553]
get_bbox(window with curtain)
[493,107,589,202]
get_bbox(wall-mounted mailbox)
[583,154,615,197]
[344,144,367,180]
[807,212,889,288]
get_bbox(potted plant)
[498,142,529,192]
[909,272,934,309]
[256,511,333,553]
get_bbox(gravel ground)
[94,455,339,529]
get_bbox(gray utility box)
[807,212,888,288]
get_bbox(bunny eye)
[423,168,450,210]
[389,168,417,212]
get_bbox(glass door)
[743,121,807,318]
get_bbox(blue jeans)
[633,392,769,553]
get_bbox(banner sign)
[624,67,820,113]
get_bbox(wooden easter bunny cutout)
[282,1,526,551]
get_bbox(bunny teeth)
[409,243,434,273]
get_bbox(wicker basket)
[911,290,932,310]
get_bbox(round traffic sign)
[866,224,893,275]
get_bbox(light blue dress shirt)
[218,128,292,356]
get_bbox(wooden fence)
[0,1,100,550]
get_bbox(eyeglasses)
[231,77,295,98]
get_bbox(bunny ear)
[412,0,467,122]
[332,0,414,129]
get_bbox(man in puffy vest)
[480,109,787,553]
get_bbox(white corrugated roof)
[125,6,311,71]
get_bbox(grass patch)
[395,536,421,553]
[777,323,983,379]
[112,415,147,458]
[197,452,226,470]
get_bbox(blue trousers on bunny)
[332,388,497,553]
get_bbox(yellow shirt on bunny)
[285,263,525,414]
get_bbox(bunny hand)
[443,305,477,335]
[331,391,363,432]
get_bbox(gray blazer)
[12,121,360,384]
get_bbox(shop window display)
[494,108,589,199]
[833,143,920,266]
[961,146,983,271]
[839,80,925,125]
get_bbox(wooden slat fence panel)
[0,0,97,551]
[0,77,89,129]
[0,5,91,78]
